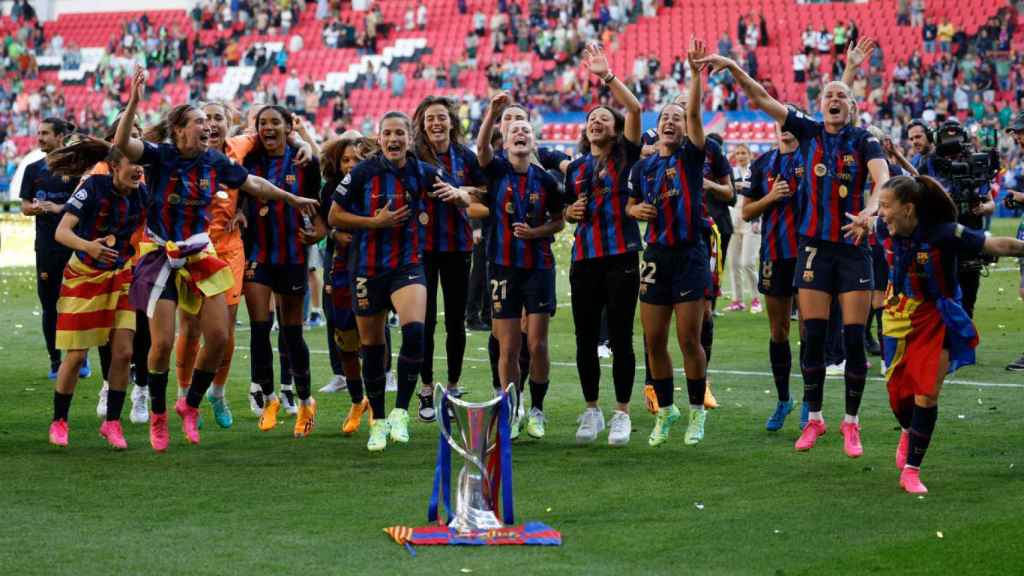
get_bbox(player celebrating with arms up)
[115,67,318,450]
[477,92,565,440]
[564,44,643,445]
[626,39,711,447]
[696,47,890,457]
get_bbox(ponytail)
[884,175,958,227]
[47,136,113,177]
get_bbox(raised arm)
[685,37,707,150]
[115,66,147,162]
[862,157,890,216]
[584,43,642,144]
[841,37,876,88]
[476,92,510,168]
[694,53,788,125]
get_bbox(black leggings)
[36,250,71,368]
[422,251,470,386]
[324,285,343,376]
[570,252,640,405]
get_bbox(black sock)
[106,389,126,421]
[396,322,425,410]
[529,379,549,411]
[769,340,792,402]
[686,378,706,407]
[186,369,216,408]
[653,377,673,407]
[801,319,828,412]
[843,324,867,416]
[702,317,714,365]
[907,404,938,468]
[347,378,364,404]
[99,344,112,382]
[362,344,387,419]
[518,333,530,391]
[875,309,884,353]
[488,334,501,390]
[281,325,311,400]
[250,320,275,396]
[149,371,169,414]
[53,391,72,421]
[893,396,914,430]
[278,324,292,386]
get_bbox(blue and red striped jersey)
[139,142,248,242]
[877,220,986,302]
[64,175,147,270]
[483,157,563,269]
[782,109,885,246]
[333,154,438,278]
[745,148,804,261]
[866,161,904,247]
[243,145,321,265]
[422,143,484,253]
[19,158,79,254]
[564,140,643,261]
[628,141,706,248]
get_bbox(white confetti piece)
[957,414,966,420]
[917,495,925,500]
[936,531,944,539]
[674,387,682,391]
[977,398,984,405]
[764,390,771,395]
[997,324,1006,329]
[14,324,23,329]
[545,507,552,512]
[32,311,40,316]
[24,388,35,392]
[773,529,781,534]
[460,569,472,574]
[694,501,704,511]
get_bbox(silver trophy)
[434,383,517,534]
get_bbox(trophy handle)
[434,384,490,479]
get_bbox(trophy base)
[448,508,505,535]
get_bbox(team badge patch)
[916,252,930,264]
[803,270,815,282]
[199,178,209,189]
[285,174,296,186]
[168,194,181,205]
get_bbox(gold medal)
[814,163,827,178]
[167,193,181,205]
[419,212,429,225]
[505,202,515,214]
[103,235,117,247]
[838,185,848,199]
[259,205,269,217]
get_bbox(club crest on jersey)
[74,189,88,201]
[285,174,296,186]
[62,175,70,183]
[665,167,677,179]
[505,202,515,214]
[199,178,210,189]
[529,193,539,204]
[843,155,856,166]
[916,251,930,264]
[795,166,805,177]
[803,270,815,282]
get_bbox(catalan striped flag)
[384,522,562,549]
[56,255,135,350]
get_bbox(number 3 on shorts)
[355,277,368,299]
[640,261,657,284]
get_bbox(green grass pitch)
[1,219,1022,575]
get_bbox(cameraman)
[1003,113,1024,371]
[914,120,996,318]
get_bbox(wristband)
[602,73,615,84]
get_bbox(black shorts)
[245,261,308,295]
[353,263,425,316]
[758,257,798,298]
[795,238,873,294]
[489,264,556,319]
[871,243,889,291]
[639,243,709,306]
[330,273,356,332]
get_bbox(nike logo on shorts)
[859,278,871,284]
[408,275,419,280]
[538,302,548,307]
[679,290,693,298]
[291,284,303,291]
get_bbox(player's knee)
[63,350,87,370]
[770,320,790,343]
[203,325,229,352]
[111,340,134,365]
[528,338,548,360]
